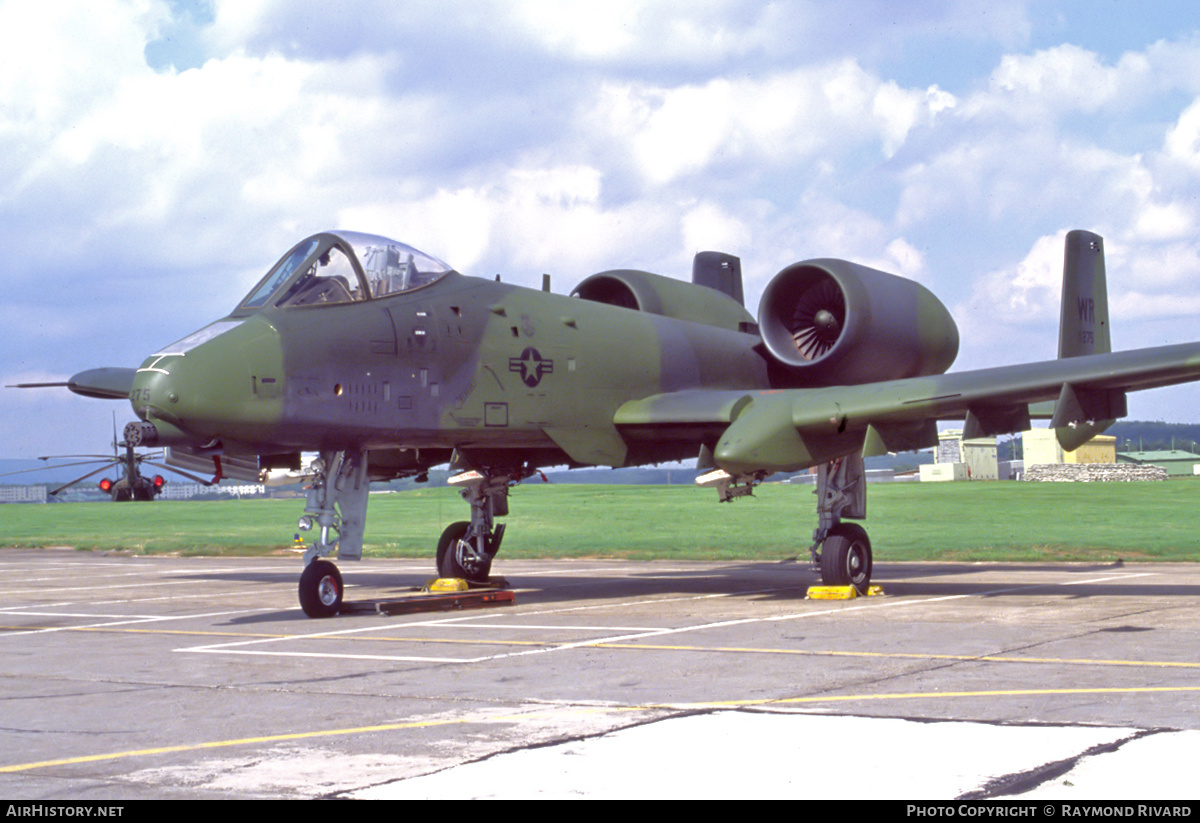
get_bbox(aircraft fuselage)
[129,271,769,472]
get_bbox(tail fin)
[692,251,745,306]
[1058,230,1110,358]
[1052,230,1123,450]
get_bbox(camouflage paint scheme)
[44,229,1200,615]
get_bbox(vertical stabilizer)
[1053,230,1122,450]
[692,251,745,306]
[1058,230,1110,358]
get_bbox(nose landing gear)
[296,449,367,618]
[298,559,343,618]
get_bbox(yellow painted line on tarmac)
[589,641,1200,670]
[0,707,609,774]
[676,685,1200,710]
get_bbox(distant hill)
[1106,421,1200,453]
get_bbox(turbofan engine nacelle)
[758,258,959,385]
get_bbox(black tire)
[299,559,343,618]
[436,521,492,581]
[819,522,872,594]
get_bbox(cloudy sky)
[7,0,1200,458]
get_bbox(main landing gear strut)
[701,453,873,594]
[810,453,871,593]
[438,466,531,581]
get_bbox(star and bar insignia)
[509,347,554,387]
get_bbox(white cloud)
[960,230,1067,328]
[986,44,1153,115]
[594,61,956,186]
[680,202,750,258]
[0,1,166,127]
[1163,97,1200,168]
[335,163,675,281]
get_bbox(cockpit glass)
[241,238,321,309]
[276,245,361,307]
[237,232,454,311]
[337,232,453,298]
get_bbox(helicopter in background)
[1,418,215,500]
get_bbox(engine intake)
[758,258,958,385]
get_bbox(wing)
[617,341,1200,476]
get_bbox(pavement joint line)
[0,607,275,637]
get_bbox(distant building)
[0,485,47,503]
[158,483,207,500]
[998,460,1024,480]
[919,463,968,482]
[922,429,996,481]
[159,482,266,500]
[1023,428,1116,466]
[1117,449,1200,477]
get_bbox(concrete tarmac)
[1,548,1198,799]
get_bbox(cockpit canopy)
[237,231,454,311]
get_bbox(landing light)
[298,515,315,532]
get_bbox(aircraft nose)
[130,361,187,427]
[129,318,284,444]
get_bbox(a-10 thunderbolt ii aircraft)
[25,229,1200,616]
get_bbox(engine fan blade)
[789,275,845,360]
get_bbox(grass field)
[3,479,1200,563]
